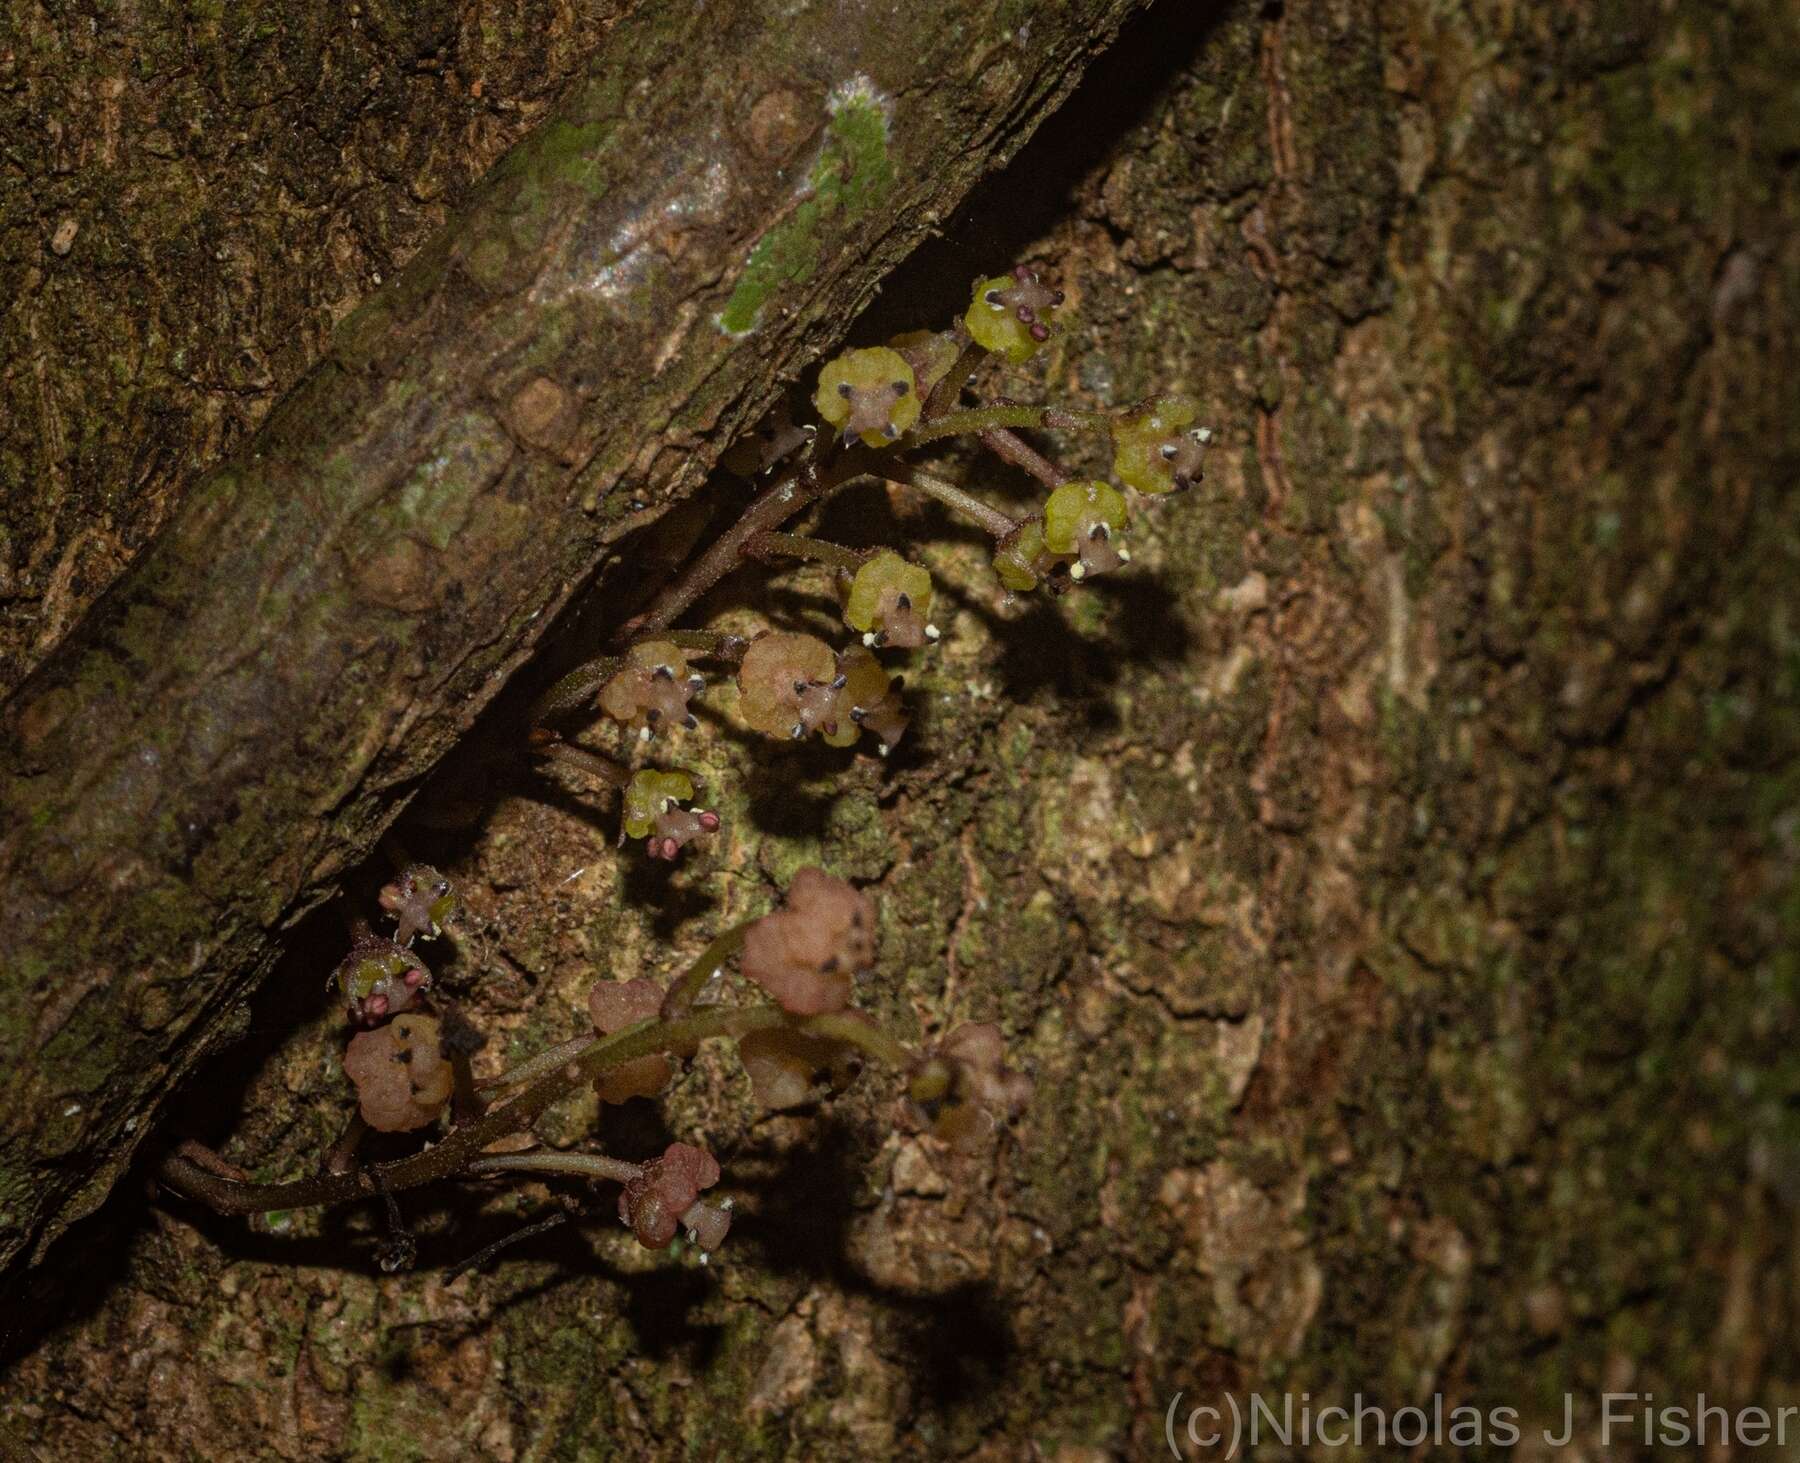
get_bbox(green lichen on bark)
[718,83,900,336]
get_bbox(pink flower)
[588,978,678,1104]
[741,868,877,1015]
[907,1022,1033,1153]
[618,1142,724,1250]
[341,1015,453,1132]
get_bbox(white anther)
[924,623,941,641]
[862,632,878,648]
[1069,562,1088,581]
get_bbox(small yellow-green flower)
[964,267,1063,363]
[623,769,696,840]
[1043,480,1130,580]
[622,769,720,861]
[1111,393,1212,495]
[843,551,937,648]
[814,347,920,447]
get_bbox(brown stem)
[922,334,985,421]
[527,732,631,789]
[978,427,1067,489]
[324,1115,369,1177]
[157,1004,877,1217]
[614,441,876,642]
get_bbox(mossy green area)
[717,85,898,336]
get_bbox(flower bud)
[618,1142,722,1250]
[907,1022,1033,1154]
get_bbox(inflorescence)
[157,260,1212,1275]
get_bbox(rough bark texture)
[5,0,1799,1459]
[0,0,640,696]
[0,0,1146,1285]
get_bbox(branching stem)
[615,439,876,642]
[159,1005,914,1217]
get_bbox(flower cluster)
[167,863,1035,1279]
[523,257,1210,861]
[162,257,1202,1280]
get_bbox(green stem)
[805,1011,915,1069]
[652,628,750,662]
[529,656,623,723]
[467,1152,642,1184]
[746,531,869,575]
[660,919,756,1019]
[905,403,1110,446]
[478,1034,596,1094]
[889,466,1019,540]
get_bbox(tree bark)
[0,0,1147,1282]
[5,0,1798,1457]
[0,0,642,696]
